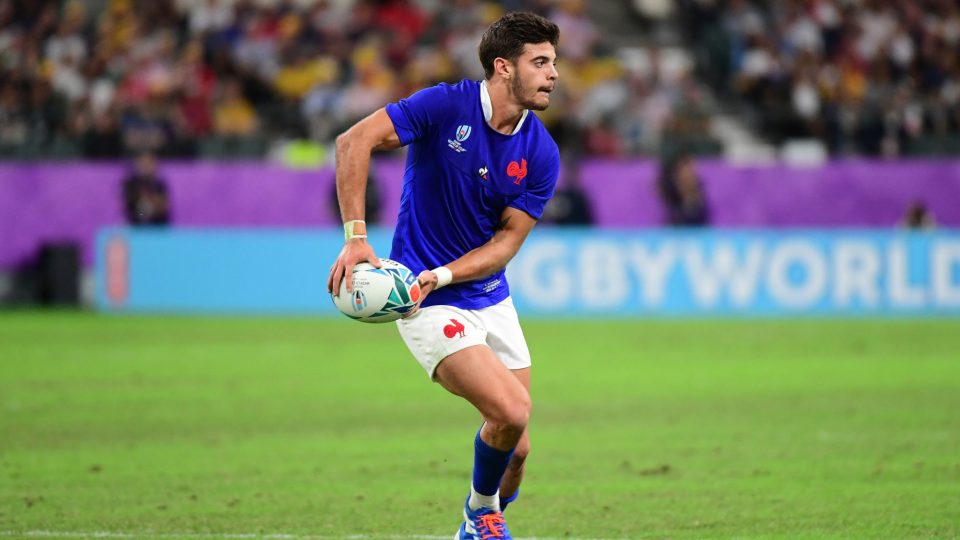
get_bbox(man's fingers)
[331,268,341,297]
[328,258,343,293]
[343,263,355,292]
[330,242,380,297]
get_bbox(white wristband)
[432,266,453,289]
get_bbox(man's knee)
[489,398,531,436]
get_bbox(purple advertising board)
[2,158,959,269]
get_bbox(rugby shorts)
[395,296,531,379]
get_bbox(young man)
[327,12,560,540]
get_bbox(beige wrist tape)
[343,220,366,241]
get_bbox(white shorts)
[396,297,531,379]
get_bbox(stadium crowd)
[683,0,960,156]
[0,0,717,159]
[2,0,959,160]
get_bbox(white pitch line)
[1,531,619,540]
[3,533,445,540]
[6,533,446,540]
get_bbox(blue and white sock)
[468,429,515,511]
[499,489,519,511]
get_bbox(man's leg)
[434,344,531,513]
[498,368,530,510]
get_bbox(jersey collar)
[480,80,528,135]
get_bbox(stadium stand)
[678,0,960,157]
[0,0,958,160]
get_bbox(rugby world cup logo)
[456,125,472,142]
[351,290,367,312]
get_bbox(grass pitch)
[1,312,958,539]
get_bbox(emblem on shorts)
[443,318,466,338]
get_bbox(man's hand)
[327,239,382,296]
[404,270,438,317]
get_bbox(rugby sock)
[499,489,519,511]
[469,429,515,511]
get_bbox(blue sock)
[500,489,519,511]
[472,430,515,496]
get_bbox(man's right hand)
[327,239,382,296]
[403,270,438,318]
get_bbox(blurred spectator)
[550,0,598,62]
[176,40,216,138]
[122,153,171,226]
[900,200,937,230]
[188,0,234,36]
[80,106,124,158]
[213,78,258,137]
[0,85,28,150]
[542,162,594,225]
[657,152,710,226]
[121,95,189,157]
[583,114,623,156]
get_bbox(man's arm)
[327,108,402,295]
[413,206,538,308]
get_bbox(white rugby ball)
[331,259,421,323]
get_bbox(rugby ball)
[331,259,421,323]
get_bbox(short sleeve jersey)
[385,79,560,310]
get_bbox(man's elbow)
[496,239,524,269]
[335,131,354,155]
[337,125,380,157]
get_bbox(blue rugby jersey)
[384,79,560,310]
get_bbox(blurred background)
[1,0,959,315]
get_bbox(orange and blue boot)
[456,496,512,539]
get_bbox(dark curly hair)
[478,12,560,79]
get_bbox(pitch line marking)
[2,532,619,540]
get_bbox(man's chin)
[525,97,551,111]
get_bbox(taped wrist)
[343,220,366,241]
[432,266,453,289]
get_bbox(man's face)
[508,42,558,111]
[136,154,156,176]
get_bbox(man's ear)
[494,57,512,79]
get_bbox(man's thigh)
[478,298,532,371]
[433,344,530,424]
[396,304,487,379]
[396,298,532,379]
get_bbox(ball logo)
[455,125,472,142]
[443,318,465,338]
[351,289,367,312]
[409,282,421,303]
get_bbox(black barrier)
[38,242,80,307]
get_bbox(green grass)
[1,312,959,539]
